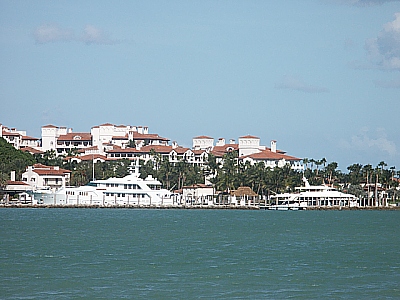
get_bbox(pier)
[0,203,260,210]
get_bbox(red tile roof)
[31,164,71,175]
[138,145,173,154]
[6,180,30,186]
[2,131,20,136]
[241,149,300,161]
[172,147,191,154]
[193,135,213,139]
[131,132,169,141]
[57,133,92,141]
[211,144,239,157]
[239,135,259,139]
[79,154,107,161]
[33,169,71,176]
[192,149,206,155]
[107,147,139,153]
[20,147,44,154]
[112,135,128,140]
[22,136,39,140]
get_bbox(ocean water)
[0,209,399,299]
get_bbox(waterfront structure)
[268,177,359,210]
[182,184,214,205]
[31,162,177,206]
[21,164,71,190]
[229,187,259,206]
[0,171,32,203]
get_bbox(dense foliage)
[0,138,35,187]
[1,139,399,202]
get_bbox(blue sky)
[1,0,399,170]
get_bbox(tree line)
[0,138,398,203]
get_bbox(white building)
[56,132,92,155]
[193,136,214,151]
[1,124,40,150]
[182,184,214,205]
[238,135,266,157]
[91,123,169,154]
[39,123,168,156]
[21,164,71,190]
[195,134,303,170]
[241,140,303,170]
[41,125,69,152]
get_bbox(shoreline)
[0,204,399,210]
[0,204,260,210]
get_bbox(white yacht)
[32,162,177,206]
[268,177,359,210]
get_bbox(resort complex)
[0,123,302,170]
[1,122,398,209]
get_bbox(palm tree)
[325,162,338,186]
[303,158,309,170]
[0,172,8,190]
[159,157,173,189]
[362,164,373,206]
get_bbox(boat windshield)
[87,182,97,187]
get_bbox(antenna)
[92,154,95,181]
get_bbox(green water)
[1,209,399,299]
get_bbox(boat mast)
[92,153,95,181]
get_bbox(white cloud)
[33,24,118,45]
[365,13,400,70]
[339,127,397,157]
[33,24,74,44]
[275,75,329,93]
[81,25,118,45]
[333,0,400,6]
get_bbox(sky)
[1,0,399,171]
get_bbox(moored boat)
[267,177,359,210]
[31,162,177,206]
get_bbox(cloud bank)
[275,75,329,93]
[365,13,400,70]
[33,24,118,45]
[339,127,397,157]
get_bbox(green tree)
[0,137,35,181]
